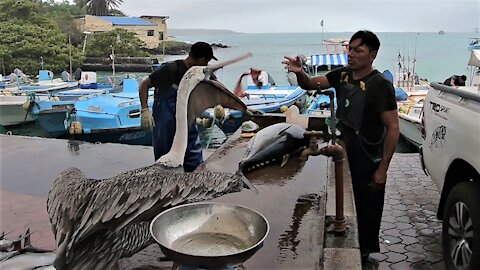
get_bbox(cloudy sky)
[55,0,479,33]
[116,0,479,33]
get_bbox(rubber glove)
[141,108,154,132]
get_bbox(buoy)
[22,101,32,110]
[69,121,83,135]
[213,105,225,119]
[196,118,203,125]
[280,105,289,113]
[202,118,213,128]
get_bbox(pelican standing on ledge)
[47,53,253,270]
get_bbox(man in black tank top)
[283,30,399,268]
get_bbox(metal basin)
[150,202,269,269]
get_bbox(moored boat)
[63,79,154,145]
[200,85,307,134]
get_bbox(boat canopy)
[468,49,480,67]
[307,53,348,67]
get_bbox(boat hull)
[398,112,423,148]
[36,106,70,137]
[73,127,152,146]
[0,95,50,126]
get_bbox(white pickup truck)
[420,82,480,270]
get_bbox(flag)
[320,19,324,27]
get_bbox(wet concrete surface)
[0,135,155,251]
[187,132,329,269]
[0,134,446,269]
[0,134,329,269]
[0,135,155,197]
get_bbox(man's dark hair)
[350,30,380,52]
[460,75,467,81]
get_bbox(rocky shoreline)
[82,41,231,71]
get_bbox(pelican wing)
[47,165,243,264]
[187,80,247,129]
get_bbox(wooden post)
[69,35,73,81]
[111,45,115,86]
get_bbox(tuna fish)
[239,123,309,174]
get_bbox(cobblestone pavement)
[371,154,446,270]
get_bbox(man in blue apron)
[284,30,399,269]
[138,42,217,172]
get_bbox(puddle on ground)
[203,136,329,269]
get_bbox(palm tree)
[74,0,123,16]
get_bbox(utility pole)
[69,35,73,81]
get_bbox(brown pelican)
[47,54,252,269]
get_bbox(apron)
[336,71,386,255]
[336,71,385,163]
[152,84,203,172]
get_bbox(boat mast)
[412,33,419,84]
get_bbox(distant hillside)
[169,29,243,36]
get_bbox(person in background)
[443,74,466,86]
[233,67,276,98]
[284,30,399,270]
[245,67,276,88]
[138,42,217,172]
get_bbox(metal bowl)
[150,202,269,269]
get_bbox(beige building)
[77,15,169,49]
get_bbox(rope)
[20,92,38,126]
[205,114,217,149]
[65,106,77,130]
[205,105,227,149]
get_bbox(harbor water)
[1,31,471,152]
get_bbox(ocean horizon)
[165,31,476,90]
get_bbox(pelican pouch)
[336,71,385,163]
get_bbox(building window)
[159,32,164,41]
[147,30,154,36]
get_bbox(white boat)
[0,94,52,126]
[305,38,348,76]
[392,49,431,147]
[468,37,480,51]
[398,48,480,148]
[398,102,424,148]
[0,71,108,126]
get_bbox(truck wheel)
[443,181,480,270]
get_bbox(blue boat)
[201,85,307,134]
[305,88,336,117]
[63,79,154,145]
[32,84,115,137]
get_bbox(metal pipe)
[300,133,346,233]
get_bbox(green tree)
[75,0,123,16]
[40,0,85,16]
[85,29,148,57]
[0,0,84,74]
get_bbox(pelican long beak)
[204,52,253,77]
